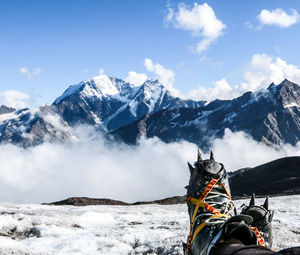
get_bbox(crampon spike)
[263,197,269,210]
[210,150,214,160]
[188,162,194,174]
[197,149,202,162]
[249,193,255,207]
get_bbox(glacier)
[0,195,299,254]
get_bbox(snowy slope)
[0,106,75,147]
[0,195,299,254]
[0,75,201,147]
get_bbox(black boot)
[185,150,236,255]
[241,194,274,249]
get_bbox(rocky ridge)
[113,79,300,148]
[0,78,299,149]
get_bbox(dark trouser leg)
[210,238,275,255]
[210,238,300,255]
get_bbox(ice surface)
[0,195,299,254]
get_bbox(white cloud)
[83,69,88,74]
[144,58,183,97]
[258,8,299,28]
[188,53,300,101]
[0,90,29,108]
[187,78,240,101]
[125,71,148,86]
[242,53,300,91]
[19,67,41,79]
[0,128,299,203]
[165,2,226,53]
[211,129,300,171]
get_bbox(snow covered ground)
[0,195,299,254]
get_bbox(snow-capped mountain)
[53,75,202,131]
[0,106,73,147]
[113,79,300,148]
[0,75,202,146]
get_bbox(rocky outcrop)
[0,105,15,115]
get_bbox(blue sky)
[1,0,300,108]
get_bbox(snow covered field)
[0,195,299,254]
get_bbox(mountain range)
[0,76,299,149]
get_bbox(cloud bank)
[0,129,299,204]
[0,90,29,109]
[188,53,300,101]
[165,2,226,53]
[258,8,299,28]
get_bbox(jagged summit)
[265,79,300,108]
[54,75,170,105]
[54,75,130,104]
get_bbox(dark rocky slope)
[113,80,300,149]
[229,156,300,198]
[0,105,15,115]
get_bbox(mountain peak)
[0,105,16,115]
[280,79,292,86]
[277,79,299,92]
[270,79,300,108]
[267,79,299,92]
[89,75,121,96]
[54,75,132,104]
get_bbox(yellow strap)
[191,214,228,243]
[190,178,219,223]
[191,221,207,243]
[191,200,201,223]
[191,215,214,243]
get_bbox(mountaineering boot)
[241,194,274,249]
[209,194,275,255]
[185,150,236,255]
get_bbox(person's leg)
[211,238,275,255]
[211,240,300,255]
